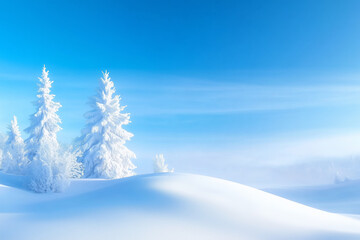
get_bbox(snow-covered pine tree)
[77,71,136,179]
[153,154,174,173]
[1,116,27,174]
[25,66,67,192]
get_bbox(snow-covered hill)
[265,179,360,215]
[1,172,360,240]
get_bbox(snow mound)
[1,173,360,240]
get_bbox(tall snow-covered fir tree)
[1,116,27,174]
[77,71,136,179]
[25,66,67,192]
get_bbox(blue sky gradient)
[2,0,360,186]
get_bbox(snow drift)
[0,172,360,240]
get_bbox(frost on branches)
[25,66,78,193]
[77,71,136,179]
[1,116,27,174]
[153,154,173,173]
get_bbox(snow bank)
[1,173,360,240]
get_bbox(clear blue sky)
[1,0,360,186]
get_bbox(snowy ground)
[1,172,360,240]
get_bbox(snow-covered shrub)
[1,116,27,174]
[153,154,174,173]
[25,66,71,193]
[77,71,136,179]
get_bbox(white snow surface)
[1,172,360,240]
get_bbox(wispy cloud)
[123,82,360,115]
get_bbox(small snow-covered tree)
[77,71,136,179]
[2,116,27,174]
[153,154,173,173]
[25,66,69,192]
